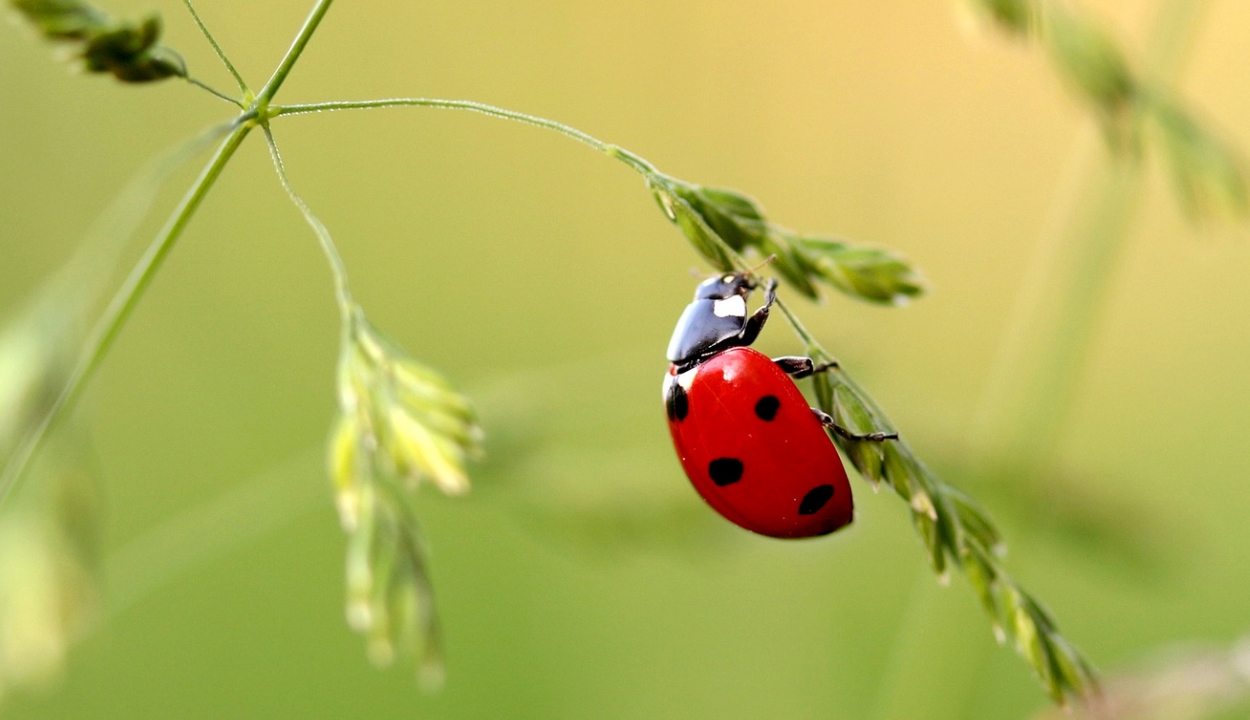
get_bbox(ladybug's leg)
[812,409,898,442]
[736,278,779,347]
[773,356,838,379]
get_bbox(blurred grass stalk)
[970,123,1140,473]
[0,124,231,700]
[877,1,1228,718]
[970,0,1220,474]
[1029,635,1250,720]
[0,120,233,506]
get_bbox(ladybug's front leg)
[772,356,838,379]
[736,278,778,347]
[812,409,899,443]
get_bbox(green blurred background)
[4,0,1250,717]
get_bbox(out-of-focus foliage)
[10,0,183,82]
[0,288,99,701]
[968,0,1248,221]
[1150,100,1250,221]
[0,419,100,702]
[1030,637,1250,720]
[0,307,76,470]
[334,309,483,500]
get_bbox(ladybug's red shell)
[664,347,853,538]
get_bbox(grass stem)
[272,98,661,176]
[262,125,353,315]
[184,76,244,107]
[179,0,251,96]
[0,122,254,510]
[256,0,336,106]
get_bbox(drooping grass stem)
[262,126,353,317]
[271,98,661,176]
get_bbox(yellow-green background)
[3,0,1250,717]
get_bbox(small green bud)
[341,493,441,679]
[793,236,925,305]
[10,0,107,39]
[653,183,735,272]
[1043,6,1135,113]
[1149,98,1250,221]
[10,1,184,83]
[329,414,364,531]
[80,15,184,82]
[880,442,915,499]
[909,489,938,521]
[911,509,946,575]
[697,187,767,223]
[828,385,888,484]
[672,184,769,253]
[417,656,447,693]
[951,490,1004,556]
[962,548,1000,629]
[343,484,376,630]
[758,233,820,300]
[336,313,482,498]
[387,406,470,496]
[830,385,875,437]
[972,0,1037,35]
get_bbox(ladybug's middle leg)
[812,409,898,443]
[772,356,838,379]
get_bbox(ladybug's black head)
[693,272,756,301]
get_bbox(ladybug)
[662,271,894,539]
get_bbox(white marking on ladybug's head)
[713,295,747,318]
[722,275,734,283]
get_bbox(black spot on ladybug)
[666,381,689,422]
[798,485,834,515]
[708,458,743,486]
[754,395,780,421]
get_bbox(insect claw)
[814,411,898,443]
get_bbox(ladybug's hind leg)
[772,355,891,440]
[773,356,838,379]
[812,409,899,443]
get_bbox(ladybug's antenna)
[747,254,777,275]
